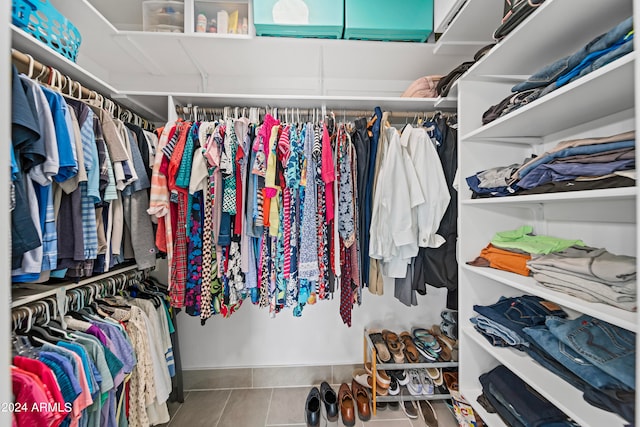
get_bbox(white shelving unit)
[457,0,637,426]
[46,0,470,97]
[433,0,503,56]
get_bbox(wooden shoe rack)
[364,331,459,415]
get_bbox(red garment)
[12,366,55,427]
[13,357,67,427]
[170,191,188,308]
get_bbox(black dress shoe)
[320,381,338,422]
[305,387,321,427]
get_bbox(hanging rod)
[175,104,455,120]
[11,48,155,129]
[11,267,151,331]
[11,263,147,308]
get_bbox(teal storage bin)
[253,0,343,38]
[344,0,433,42]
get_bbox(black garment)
[412,116,458,309]
[352,118,370,284]
[11,65,43,267]
[56,188,85,270]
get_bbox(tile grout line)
[215,389,233,427]
[263,388,275,427]
[166,391,189,427]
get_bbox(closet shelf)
[11,24,117,97]
[365,333,459,370]
[434,96,457,109]
[462,265,637,332]
[465,0,632,79]
[116,31,252,40]
[461,187,637,205]
[11,263,139,308]
[463,326,628,427]
[462,388,506,427]
[433,0,503,56]
[460,54,635,141]
[11,25,168,122]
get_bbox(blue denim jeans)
[479,365,577,427]
[473,295,568,341]
[512,16,633,92]
[524,339,636,423]
[471,315,528,347]
[523,325,631,391]
[546,315,636,390]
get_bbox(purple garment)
[86,325,109,346]
[92,321,136,375]
[517,159,635,189]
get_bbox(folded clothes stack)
[483,16,633,125]
[470,296,636,422]
[467,225,637,311]
[466,131,636,198]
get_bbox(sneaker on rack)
[388,370,410,386]
[400,391,419,419]
[440,309,458,325]
[388,377,400,396]
[419,370,435,395]
[440,321,458,341]
[406,369,423,396]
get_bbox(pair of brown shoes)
[338,380,371,426]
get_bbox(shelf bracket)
[113,35,165,76]
[177,39,209,93]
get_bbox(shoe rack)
[363,331,459,415]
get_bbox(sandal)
[411,330,441,361]
[364,362,391,388]
[382,329,405,363]
[368,330,392,363]
[399,331,421,363]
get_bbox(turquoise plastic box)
[344,0,433,42]
[253,0,344,38]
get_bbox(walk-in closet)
[3,0,638,426]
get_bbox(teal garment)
[491,225,585,254]
[163,301,175,334]
[176,123,197,189]
[101,344,124,381]
[58,341,99,396]
[75,333,115,393]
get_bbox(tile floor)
[160,387,459,427]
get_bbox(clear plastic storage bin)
[143,1,185,32]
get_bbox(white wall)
[153,260,450,369]
[2,0,12,422]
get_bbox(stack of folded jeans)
[471,295,568,348]
[523,315,636,422]
[528,246,637,311]
[466,131,636,198]
[478,365,578,427]
[483,16,633,125]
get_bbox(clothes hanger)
[25,53,35,79]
